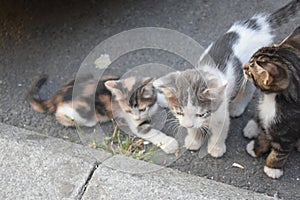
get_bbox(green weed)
[65,115,158,161]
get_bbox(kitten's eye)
[176,111,184,116]
[196,113,204,117]
[196,111,211,118]
[125,110,132,113]
[139,108,147,112]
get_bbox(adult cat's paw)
[246,140,257,157]
[207,143,226,158]
[160,137,179,154]
[243,119,259,139]
[184,134,203,150]
[264,166,283,179]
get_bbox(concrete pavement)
[0,122,273,199]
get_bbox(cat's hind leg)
[229,81,256,117]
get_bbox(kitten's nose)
[134,115,141,120]
[182,123,194,129]
[185,125,194,128]
[243,63,249,70]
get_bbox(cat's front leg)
[243,119,259,139]
[207,104,229,157]
[136,128,179,154]
[264,142,293,179]
[184,128,205,150]
[246,130,271,158]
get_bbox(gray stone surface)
[0,123,274,200]
[84,155,273,200]
[0,123,111,199]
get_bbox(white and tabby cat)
[243,26,300,178]
[154,0,300,157]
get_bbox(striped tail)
[27,75,57,114]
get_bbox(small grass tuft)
[65,115,158,161]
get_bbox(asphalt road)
[1,0,300,199]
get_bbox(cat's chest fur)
[258,93,277,128]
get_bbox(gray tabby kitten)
[154,0,300,157]
[105,76,179,154]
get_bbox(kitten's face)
[105,77,156,121]
[154,70,226,129]
[243,55,289,93]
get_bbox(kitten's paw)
[160,137,179,154]
[246,140,257,157]
[207,144,226,158]
[184,134,203,150]
[229,102,246,117]
[243,119,259,139]
[264,166,283,179]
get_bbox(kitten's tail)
[268,0,300,29]
[27,75,58,114]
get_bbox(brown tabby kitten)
[243,26,300,178]
[28,75,118,127]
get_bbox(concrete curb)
[0,123,273,200]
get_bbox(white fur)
[259,94,277,128]
[246,140,257,157]
[228,15,274,65]
[184,128,204,150]
[264,166,283,179]
[243,119,259,139]
[135,129,179,154]
[56,105,97,127]
[156,92,169,108]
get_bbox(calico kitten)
[105,77,179,154]
[28,75,178,154]
[28,75,118,127]
[243,26,300,179]
[154,0,300,157]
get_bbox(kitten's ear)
[255,61,276,86]
[141,77,154,98]
[202,84,227,100]
[104,80,123,100]
[279,26,300,50]
[153,71,180,98]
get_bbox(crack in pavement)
[76,161,100,200]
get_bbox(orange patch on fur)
[55,111,75,127]
[123,77,136,91]
[82,82,96,96]
[30,102,46,113]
